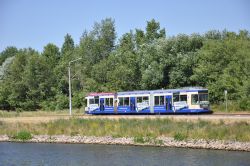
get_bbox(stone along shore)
[0,135,249,151]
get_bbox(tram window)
[154,96,164,106]
[105,98,113,107]
[95,98,99,104]
[137,96,149,104]
[159,96,164,105]
[199,94,208,101]
[173,94,179,102]
[119,97,129,106]
[180,95,187,101]
[118,97,124,106]
[89,98,99,104]
[143,96,149,102]
[105,98,109,106]
[137,97,142,103]
[110,98,113,106]
[154,96,159,105]
[142,96,149,105]
[89,99,94,104]
[124,97,129,106]
[191,94,199,105]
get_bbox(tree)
[145,19,166,42]
[61,33,75,61]
[42,43,60,67]
[107,51,141,91]
[79,18,116,65]
[135,29,145,48]
[191,32,250,103]
[138,40,164,89]
[0,46,18,65]
[119,31,135,52]
[1,49,33,110]
[22,54,56,110]
[204,30,222,40]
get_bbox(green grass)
[133,135,163,145]
[12,131,32,141]
[211,101,250,113]
[0,118,250,142]
[134,136,145,143]
[174,133,187,141]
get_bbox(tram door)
[130,97,136,111]
[165,95,172,111]
[114,93,118,113]
[100,98,105,111]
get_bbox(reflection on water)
[0,142,249,166]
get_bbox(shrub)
[174,133,187,141]
[155,139,163,145]
[239,98,250,111]
[40,100,56,111]
[55,94,68,110]
[12,131,32,141]
[72,92,84,108]
[70,131,79,136]
[134,136,145,143]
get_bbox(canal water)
[0,142,249,166]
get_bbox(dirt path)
[0,116,70,123]
[1,114,250,124]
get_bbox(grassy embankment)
[211,102,250,113]
[0,109,83,118]
[0,118,249,142]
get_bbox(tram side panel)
[85,90,211,114]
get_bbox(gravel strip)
[0,135,249,152]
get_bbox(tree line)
[0,18,249,111]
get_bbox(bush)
[174,133,187,141]
[55,94,68,110]
[40,100,56,111]
[12,131,32,141]
[133,136,163,145]
[134,136,145,143]
[72,92,84,108]
[239,98,250,111]
[211,100,250,112]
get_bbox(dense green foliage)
[0,18,249,111]
[12,130,32,141]
[0,46,18,66]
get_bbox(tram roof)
[87,92,114,97]
[86,87,208,97]
[117,87,208,95]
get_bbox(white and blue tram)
[85,87,212,114]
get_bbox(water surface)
[0,142,249,166]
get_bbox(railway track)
[212,113,250,116]
[41,112,250,116]
[81,113,250,117]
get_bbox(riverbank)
[1,118,250,141]
[0,135,250,152]
[1,118,250,151]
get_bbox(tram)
[85,87,212,114]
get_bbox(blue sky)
[1,0,250,52]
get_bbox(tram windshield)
[191,93,209,105]
[199,93,208,102]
